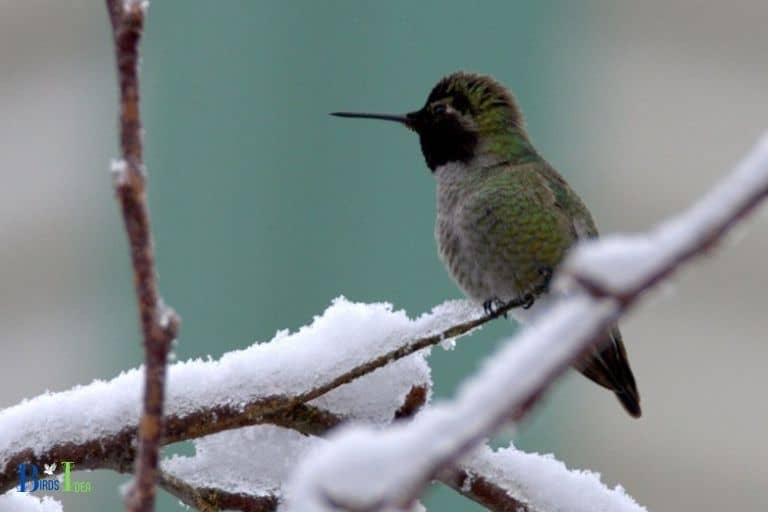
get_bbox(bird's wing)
[477,161,579,291]
[535,161,600,240]
[534,163,642,417]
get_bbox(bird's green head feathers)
[332,71,534,171]
[421,72,525,135]
[410,72,529,170]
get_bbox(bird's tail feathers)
[577,327,641,418]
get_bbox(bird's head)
[333,71,531,171]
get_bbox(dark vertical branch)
[105,1,180,511]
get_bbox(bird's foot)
[521,293,536,309]
[536,267,553,291]
[483,297,508,318]
[519,267,554,310]
[483,268,555,318]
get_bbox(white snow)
[565,133,768,292]
[109,158,127,174]
[0,492,62,512]
[164,426,428,512]
[122,0,149,13]
[460,444,647,512]
[0,297,480,474]
[285,296,624,512]
[109,158,129,186]
[156,300,480,503]
[163,426,317,497]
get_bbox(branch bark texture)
[105,1,180,511]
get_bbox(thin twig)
[105,1,180,511]
[287,285,546,411]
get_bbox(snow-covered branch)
[0,299,451,494]
[445,445,645,512]
[159,426,543,512]
[286,297,616,511]
[3,298,544,512]
[158,467,278,512]
[285,133,768,512]
[440,468,533,512]
[0,296,574,512]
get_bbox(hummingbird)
[332,71,641,417]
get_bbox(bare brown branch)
[105,1,180,510]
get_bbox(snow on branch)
[285,133,768,512]
[286,297,617,511]
[158,420,532,512]
[158,468,279,512]
[0,295,543,512]
[444,445,644,512]
[162,426,315,510]
[0,493,62,512]
[0,298,472,494]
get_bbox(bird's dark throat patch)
[414,115,478,171]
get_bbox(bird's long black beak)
[330,111,415,130]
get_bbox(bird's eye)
[433,104,447,115]
[452,94,470,114]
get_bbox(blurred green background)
[1,1,766,511]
